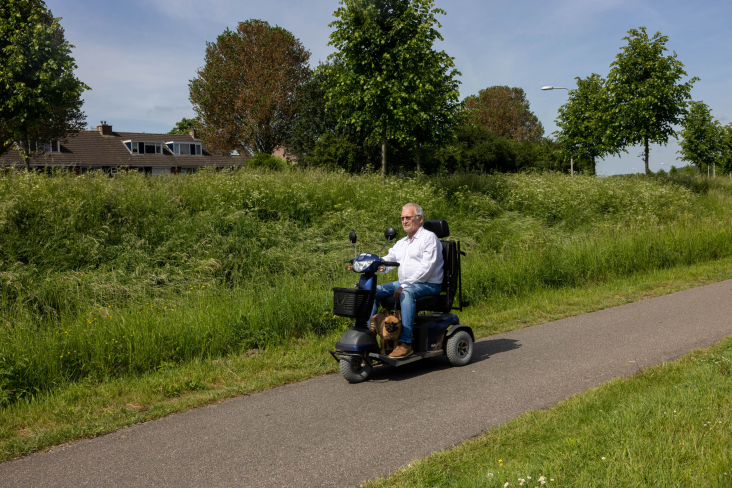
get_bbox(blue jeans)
[370,281,442,344]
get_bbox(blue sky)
[48,0,732,175]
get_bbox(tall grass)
[1,169,731,405]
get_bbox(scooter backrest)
[423,220,449,238]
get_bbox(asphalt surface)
[2,280,732,488]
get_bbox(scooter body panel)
[335,327,378,352]
[413,312,459,353]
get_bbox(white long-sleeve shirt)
[381,225,443,288]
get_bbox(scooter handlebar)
[381,261,400,267]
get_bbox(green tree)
[0,0,89,169]
[465,86,543,142]
[554,74,620,175]
[426,122,566,174]
[168,117,198,135]
[677,101,722,174]
[720,123,732,175]
[287,63,377,172]
[189,20,311,156]
[287,67,337,159]
[605,27,698,176]
[322,0,461,185]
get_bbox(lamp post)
[542,86,573,177]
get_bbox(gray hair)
[402,203,424,218]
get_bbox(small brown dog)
[369,310,402,355]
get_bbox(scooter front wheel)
[339,355,372,383]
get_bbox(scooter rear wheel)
[339,356,372,383]
[446,330,473,366]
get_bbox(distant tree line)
[187,12,728,178]
[553,26,732,177]
[185,1,576,178]
[7,1,727,178]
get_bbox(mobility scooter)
[329,220,474,383]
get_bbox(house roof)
[0,129,248,168]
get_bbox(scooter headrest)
[423,220,449,238]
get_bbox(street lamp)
[542,86,573,176]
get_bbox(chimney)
[97,121,113,136]
[188,128,199,139]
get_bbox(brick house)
[0,122,249,174]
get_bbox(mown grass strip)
[2,257,732,463]
[363,337,732,488]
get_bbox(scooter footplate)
[368,350,443,367]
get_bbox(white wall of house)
[151,167,171,175]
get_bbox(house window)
[123,140,163,155]
[38,141,61,153]
[141,142,162,154]
[166,142,202,156]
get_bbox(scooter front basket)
[333,287,372,319]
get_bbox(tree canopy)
[168,117,198,135]
[0,0,89,168]
[322,0,461,184]
[720,124,732,175]
[605,27,697,175]
[286,62,378,172]
[553,74,620,174]
[677,101,722,173]
[465,86,543,142]
[189,20,311,156]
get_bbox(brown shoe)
[389,342,413,359]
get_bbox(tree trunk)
[592,156,596,176]
[415,143,421,173]
[381,119,387,187]
[644,137,649,176]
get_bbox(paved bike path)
[2,280,732,487]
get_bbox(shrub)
[246,153,290,170]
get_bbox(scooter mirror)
[349,231,357,244]
[384,227,397,241]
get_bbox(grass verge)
[363,337,732,488]
[2,256,732,463]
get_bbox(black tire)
[339,356,372,383]
[446,330,473,366]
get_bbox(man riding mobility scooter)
[329,220,474,383]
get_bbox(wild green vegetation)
[364,336,732,488]
[2,169,732,409]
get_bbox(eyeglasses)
[400,216,419,222]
